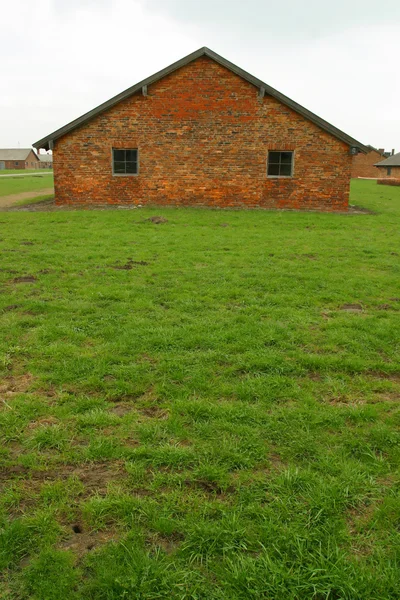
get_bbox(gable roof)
[375,152,400,167]
[0,148,39,161]
[33,47,368,153]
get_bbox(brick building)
[34,47,367,211]
[375,151,400,182]
[0,148,40,170]
[38,152,53,169]
[351,146,387,179]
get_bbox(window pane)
[281,152,293,164]
[114,161,125,173]
[114,150,125,161]
[268,152,280,164]
[280,164,292,176]
[125,150,137,162]
[125,162,137,174]
[268,163,280,176]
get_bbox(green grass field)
[0,173,54,197]
[0,180,399,599]
[0,170,53,176]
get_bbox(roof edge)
[367,145,387,157]
[0,148,39,160]
[33,46,368,153]
[374,152,400,167]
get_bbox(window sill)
[112,173,139,177]
[267,175,293,179]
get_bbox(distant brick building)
[0,148,40,170]
[375,151,400,183]
[351,146,387,179]
[38,152,53,169]
[34,47,367,211]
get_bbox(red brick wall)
[26,150,40,169]
[377,166,400,179]
[351,149,383,179]
[4,160,25,170]
[53,57,352,211]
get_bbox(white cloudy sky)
[1,0,400,150]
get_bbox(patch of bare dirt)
[20,241,34,246]
[0,189,54,209]
[13,275,37,284]
[0,373,35,396]
[139,406,169,419]
[365,371,400,383]
[0,460,126,495]
[145,216,168,224]
[348,205,376,215]
[346,502,377,542]
[74,461,126,495]
[110,258,149,270]
[185,479,235,496]
[3,199,55,212]
[307,373,323,382]
[26,417,58,430]
[121,436,140,449]
[138,353,158,365]
[377,304,395,311]
[326,395,364,407]
[59,526,117,559]
[2,304,19,312]
[106,391,141,403]
[103,374,116,382]
[148,532,184,554]
[370,391,400,404]
[302,253,318,260]
[340,303,363,313]
[109,403,134,416]
[268,452,287,469]
[320,310,333,320]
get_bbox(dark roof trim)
[374,151,400,167]
[33,47,368,153]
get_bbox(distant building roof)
[0,148,39,161]
[39,154,53,162]
[375,152,400,167]
[366,145,387,156]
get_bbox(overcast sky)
[1,0,399,150]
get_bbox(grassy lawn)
[0,174,54,198]
[0,180,399,599]
[0,170,53,176]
